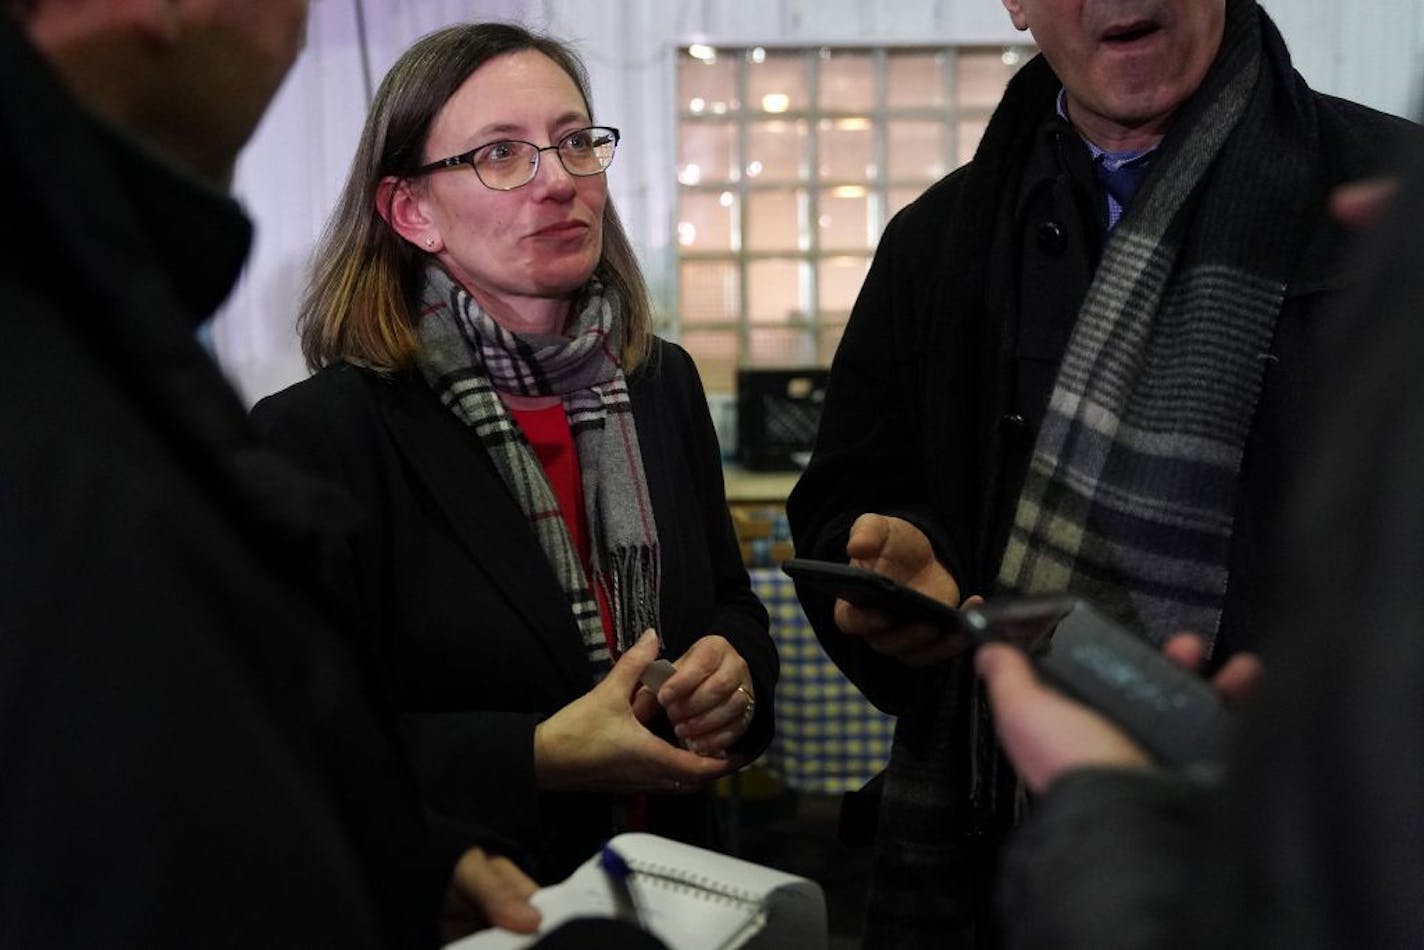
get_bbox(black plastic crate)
[736,368,828,471]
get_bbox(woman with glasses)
[251,22,777,883]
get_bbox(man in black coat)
[0,2,550,945]
[787,0,1415,945]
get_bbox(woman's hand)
[656,635,757,758]
[533,630,740,793]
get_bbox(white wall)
[212,0,1424,405]
[1263,0,1424,117]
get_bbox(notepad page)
[448,832,826,950]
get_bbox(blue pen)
[599,843,645,928]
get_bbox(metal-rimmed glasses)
[412,126,620,191]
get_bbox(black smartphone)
[781,557,1068,651]
[780,557,1228,774]
[780,557,972,630]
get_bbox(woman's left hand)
[654,635,756,758]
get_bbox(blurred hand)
[656,635,756,758]
[976,634,1266,795]
[835,513,970,668]
[1159,633,1263,706]
[976,643,1151,795]
[439,847,540,943]
[533,630,741,793]
[1329,176,1398,230]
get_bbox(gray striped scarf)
[414,264,660,676]
[994,0,1307,656]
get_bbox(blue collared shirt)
[1056,89,1159,229]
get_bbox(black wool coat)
[787,32,1416,949]
[0,17,443,949]
[789,63,1413,710]
[252,340,777,883]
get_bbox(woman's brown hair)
[299,22,652,373]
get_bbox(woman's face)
[417,50,607,329]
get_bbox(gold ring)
[736,685,755,720]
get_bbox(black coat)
[789,71,1410,711]
[0,19,442,948]
[251,341,776,882]
[786,26,1414,949]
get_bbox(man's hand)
[834,513,970,667]
[1159,633,1263,706]
[975,643,1150,794]
[439,847,540,943]
[976,633,1265,794]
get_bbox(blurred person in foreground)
[251,22,777,884]
[0,1,629,945]
[786,0,1416,945]
[978,168,1424,948]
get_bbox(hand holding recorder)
[976,635,1262,794]
[781,557,1236,776]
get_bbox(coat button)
[1000,412,1029,441]
[1036,220,1066,254]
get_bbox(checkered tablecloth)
[751,567,896,794]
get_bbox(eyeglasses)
[413,126,620,191]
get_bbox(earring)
[425,237,435,248]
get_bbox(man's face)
[24,0,309,183]
[158,0,311,181]
[1002,0,1226,147]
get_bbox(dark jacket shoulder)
[1311,90,1419,181]
[253,362,394,424]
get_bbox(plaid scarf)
[863,3,1321,946]
[414,264,660,677]
[995,0,1309,655]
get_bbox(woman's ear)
[376,175,442,252]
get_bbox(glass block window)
[675,44,1032,392]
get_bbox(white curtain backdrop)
[211,0,1423,406]
[205,0,1059,404]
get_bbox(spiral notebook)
[447,832,827,950]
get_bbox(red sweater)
[508,403,617,654]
